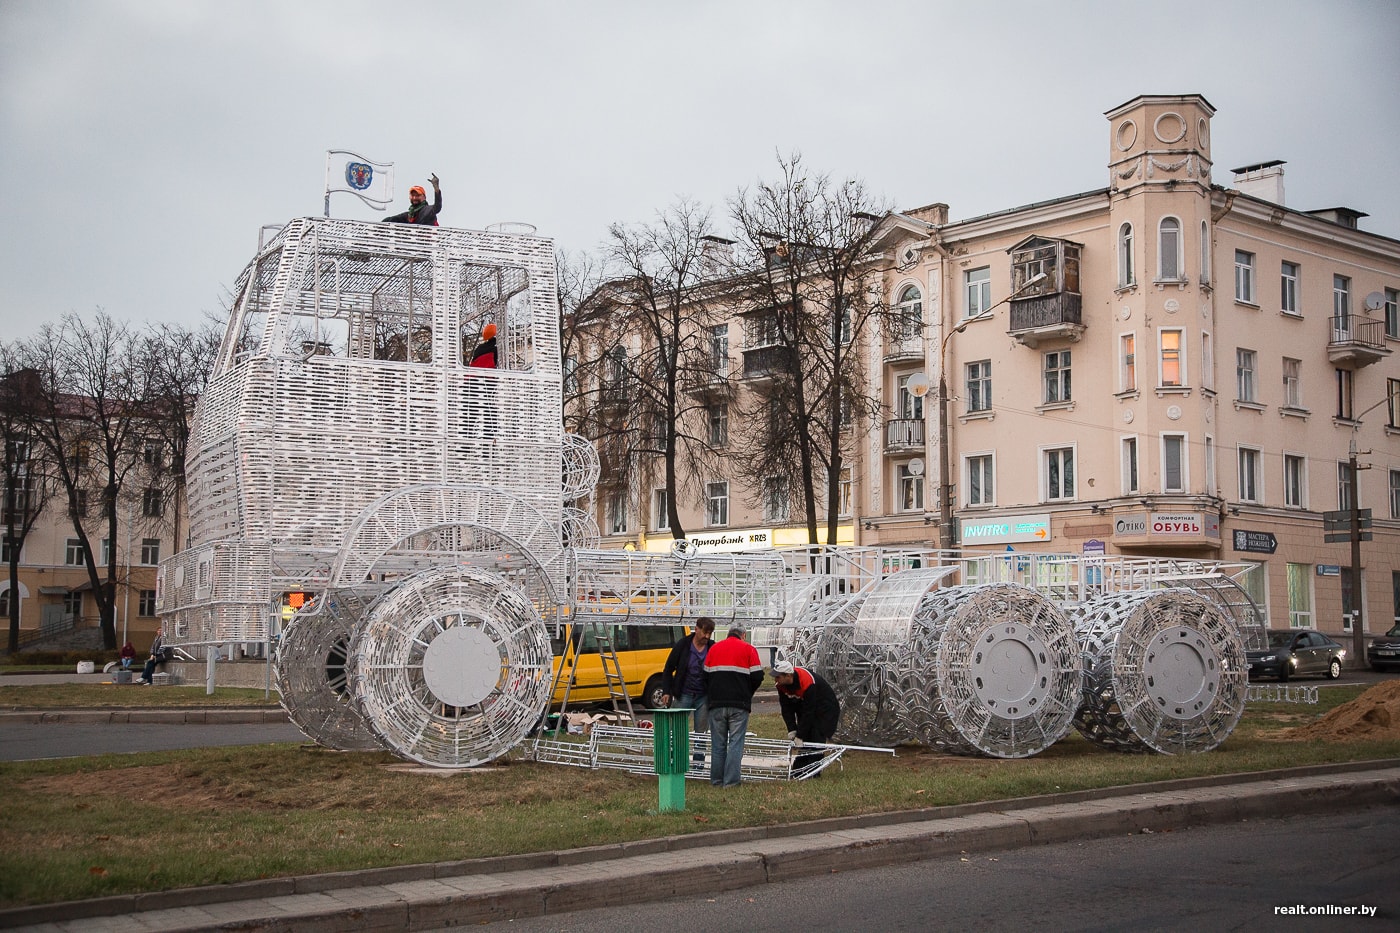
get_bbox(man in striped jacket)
[702,625,765,786]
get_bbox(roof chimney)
[1231,161,1286,205]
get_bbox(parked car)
[1366,624,1400,672]
[549,623,687,708]
[1246,629,1346,681]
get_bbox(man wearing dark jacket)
[773,659,841,774]
[384,173,442,225]
[659,617,715,766]
[702,625,764,786]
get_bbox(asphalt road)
[484,807,1400,932]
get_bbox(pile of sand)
[1280,680,1400,742]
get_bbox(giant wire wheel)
[349,565,553,768]
[275,592,384,751]
[1073,588,1247,754]
[788,595,893,745]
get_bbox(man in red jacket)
[702,625,764,786]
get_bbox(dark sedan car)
[1246,629,1346,681]
[1367,624,1400,672]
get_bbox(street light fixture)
[933,271,1048,548]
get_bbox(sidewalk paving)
[4,759,1398,932]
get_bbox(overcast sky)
[2,0,1397,337]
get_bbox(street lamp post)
[1343,384,1399,666]
[935,271,1047,549]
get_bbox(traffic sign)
[1323,509,1372,531]
[1324,532,1372,544]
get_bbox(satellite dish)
[908,458,925,476]
[1364,291,1385,312]
[907,373,930,398]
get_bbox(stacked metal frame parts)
[158,217,567,768]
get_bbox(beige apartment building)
[577,94,1399,641]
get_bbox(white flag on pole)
[324,150,395,214]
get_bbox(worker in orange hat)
[469,322,497,369]
[384,173,441,225]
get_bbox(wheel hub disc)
[422,624,501,707]
[1142,627,1218,719]
[968,622,1051,720]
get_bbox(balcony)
[1328,315,1391,369]
[885,418,925,450]
[742,344,790,381]
[1007,292,1085,348]
[683,369,733,399]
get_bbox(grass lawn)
[1,686,1398,908]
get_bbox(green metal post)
[650,707,691,812]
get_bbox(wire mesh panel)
[570,547,788,626]
[275,592,383,751]
[349,565,553,768]
[1073,588,1247,754]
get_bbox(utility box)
[650,708,692,812]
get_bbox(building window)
[1283,358,1303,409]
[1234,250,1255,303]
[1287,563,1312,629]
[1284,454,1306,508]
[1162,434,1187,493]
[966,454,994,506]
[896,373,924,420]
[1386,288,1398,339]
[1043,350,1072,404]
[1205,435,1216,495]
[69,443,89,471]
[139,538,160,566]
[1118,223,1134,287]
[0,589,9,616]
[1336,368,1354,420]
[138,590,157,617]
[1235,348,1257,402]
[1158,217,1181,281]
[101,538,112,565]
[70,488,88,519]
[1,536,18,563]
[63,591,82,617]
[894,285,922,339]
[1388,378,1400,429]
[762,476,790,524]
[709,325,729,378]
[1122,437,1139,495]
[1199,221,1210,284]
[65,538,86,566]
[653,489,670,531]
[1201,332,1214,391]
[606,491,628,535]
[142,487,163,518]
[837,467,853,518]
[896,463,924,512]
[965,360,992,413]
[1120,334,1136,392]
[1238,447,1261,503]
[1159,329,1184,387]
[706,481,729,527]
[1280,261,1300,315]
[1333,274,1351,326]
[142,439,163,468]
[1043,447,1075,501]
[1338,461,1355,511]
[1390,469,1400,520]
[964,267,991,318]
[707,403,728,447]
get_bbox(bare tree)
[585,199,741,541]
[0,351,54,652]
[142,321,220,553]
[729,154,887,545]
[21,312,156,649]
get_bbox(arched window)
[895,284,922,340]
[1158,217,1181,281]
[1118,223,1135,287]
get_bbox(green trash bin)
[650,707,692,812]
